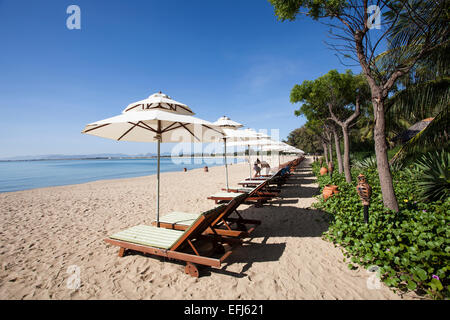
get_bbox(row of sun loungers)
[104,156,305,277]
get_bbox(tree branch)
[344,95,361,126]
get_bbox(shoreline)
[0,162,249,195]
[0,157,252,195]
[0,155,250,162]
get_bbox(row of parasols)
[81,92,304,225]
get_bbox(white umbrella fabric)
[214,116,243,129]
[262,142,290,167]
[223,129,266,178]
[213,117,243,191]
[82,92,224,226]
[227,134,277,177]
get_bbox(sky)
[0,0,363,158]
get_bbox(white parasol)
[82,92,224,226]
[213,116,243,191]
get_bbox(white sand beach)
[0,157,420,299]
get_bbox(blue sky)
[0,0,362,158]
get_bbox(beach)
[0,156,419,300]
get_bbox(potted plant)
[323,184,339,200]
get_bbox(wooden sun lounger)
[104,205,240,277]
[279,156,305,172]
[245,176,271,180]
[208,180,274,207]
[240,158,303,188]
[153,193,260,238]
[222,187,280,198]
[238,180,270,187]
[224,180,280,197]
[245,169,281,181]
[239,169,285,187]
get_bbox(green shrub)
[312,161,450,299]
[408,150,450,202]
[352,156,377,170]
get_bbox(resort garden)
[270,0,449,299]
[311,156,448,299]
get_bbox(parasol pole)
[224,138,229,191]
[156,121,161,227]
[248,144,252,178]
[156,139,161,226]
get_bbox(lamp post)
[356,174,372,224]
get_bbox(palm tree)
[386,42,450,164]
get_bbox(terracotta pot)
[323,184,339,201]
[320,167,328,175]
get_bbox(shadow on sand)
[211,205,329,277]
[120,161,328,278]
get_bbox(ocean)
[0,157,245,193]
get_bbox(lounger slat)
[110,231,177,248]
[209,192,245,198]
[111,230,177,248]
[110,225,184,249]
[123,226,184,243]
[240,180,266,184]
[115,229,178,244]
[158,212,201,226]
[225,187,255,192]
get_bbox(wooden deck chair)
[153,193,260,238]
[208,180,274,207]
[238,168,288,189]
[222,186,280,197]
[223,178,281,197]
[104,205,240,277]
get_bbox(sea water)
[0,157,244,193]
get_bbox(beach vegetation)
[270,0,449,212]
[291,69,370,183]
[311,158,450,299]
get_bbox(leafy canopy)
[291,69,368,123]
[269,0,348,21]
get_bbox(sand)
[0,156,420,300]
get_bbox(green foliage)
[391,109,450,164]
[352,154,405,171]
[268,0,348,21]
[407,150,450,202]
[349,150,374,163]
[386,43,450,163]
[351,156,377,170]
[290,69,368,123]
[286,126,322,154]
[311,161,450,299]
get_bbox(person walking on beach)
[253,159,261,177]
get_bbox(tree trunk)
[332,127,343,174]
[328,142,333,163]
[373,100,399,212]
[342,126,352,183]
[322,140,328,164]
[354,32,400,212]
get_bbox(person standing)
[253,159,261,177]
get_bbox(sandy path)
[0,157,419,299]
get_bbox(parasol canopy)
[82,92,224,226]
[212,116,244,190]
